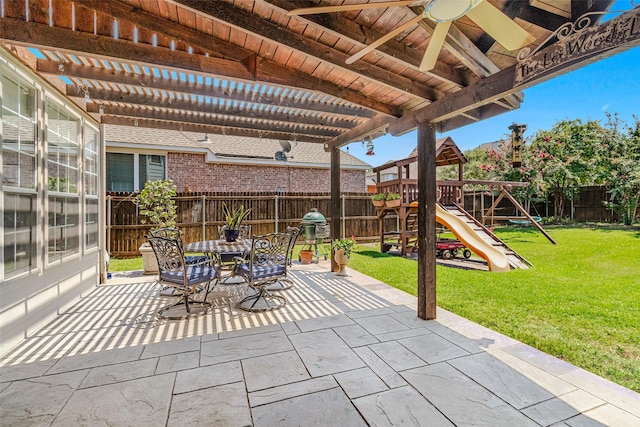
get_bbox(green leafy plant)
[385,192,401,201]
[134,180,177,230]
[332,237,356,257]
[222,202,252,229]
[370,193,387,201]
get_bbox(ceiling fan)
[287,0,535,71]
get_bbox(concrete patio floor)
[1,262,638,426]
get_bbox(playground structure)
[372,138,553,271]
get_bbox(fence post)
[341,194,346,239]
[201,194,206,241]
[571,197,574,221]
[107,195,111,255]
[275,193,279,233]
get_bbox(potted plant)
[134,179,177,274]
[385,192,402,208]
[332,237,356,276]
[222,202,252,242]
[371,192,386,207]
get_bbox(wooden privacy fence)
[108,186,634,257]
[107,191,381,257]
[462,186,631,223]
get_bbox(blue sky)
[345,7,639,166]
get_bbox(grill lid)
[301,208,326,224]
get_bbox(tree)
[597,114,640,225]
[437,146,497,181]
[526,119,603,220]
[134,179,177,230]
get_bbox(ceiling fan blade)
[466,0,535,51]
[420,21,451,71]
[346,14,424,64]
[287,1,417,16]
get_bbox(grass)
[109,227,639,391]
[349,226,640,392]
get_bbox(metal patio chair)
[233,230,296,311]
[146,233,219,320]
[150,227,210,295]
[217,224,251,283]
[267,226,300,291]
[151,227,209,264]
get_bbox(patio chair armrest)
[232,255,248,267]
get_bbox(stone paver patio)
[1,262,638,426]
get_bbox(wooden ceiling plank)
[167,0,438,103]
[51,0,73,30]
[80,87,364,128]
[99,115,328,143]
[34,59,374,118]
[1,17,394,115]
[84,103,343,137]
[262,0,466,87]
[76,0,249,61]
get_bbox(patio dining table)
[185,238,252,257]
[184,239,252,282]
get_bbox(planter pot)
[299,249,314,264]
[139,243,159,275]
[385,199,401,208]
[224,228,240,242]
[334,248,349,276]
[371,200,385,207]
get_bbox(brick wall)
[168,153,366,193]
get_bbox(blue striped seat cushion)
[160,265,217,286]
[235,264,285,280]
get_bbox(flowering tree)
[437,146,491,180]
[596,114,640,225]
[525,119,603,220]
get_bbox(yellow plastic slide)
[435,204,510,272]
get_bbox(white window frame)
[45,98,81,265]
[105,151,167,192]
[1,67,39,281]
[84,123,100,251]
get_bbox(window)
[1,60,102,280]
[47,101,80,262]
[2,73,37,277]
[84,125,99,249]
[379,173,398,182]
[106,152,166,192]
[3,194,37,276]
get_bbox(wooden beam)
[330,146,341,272]
[99,115,328,143]
[395,5,640,137]
[168,0,439,103]
[390,66,518,135]
[35,59,376,119]
[0,18,397,116]
[436,103,513,133]
[266,0,467,87]
[324,114,394,150]
[417,121,437,320]
[85,104,341,137]
[81,87,363,129]
[75,0,251,61]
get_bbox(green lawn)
[349,226,640,392]
[109,227,640,392]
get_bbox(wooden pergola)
[1,0,637,319]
